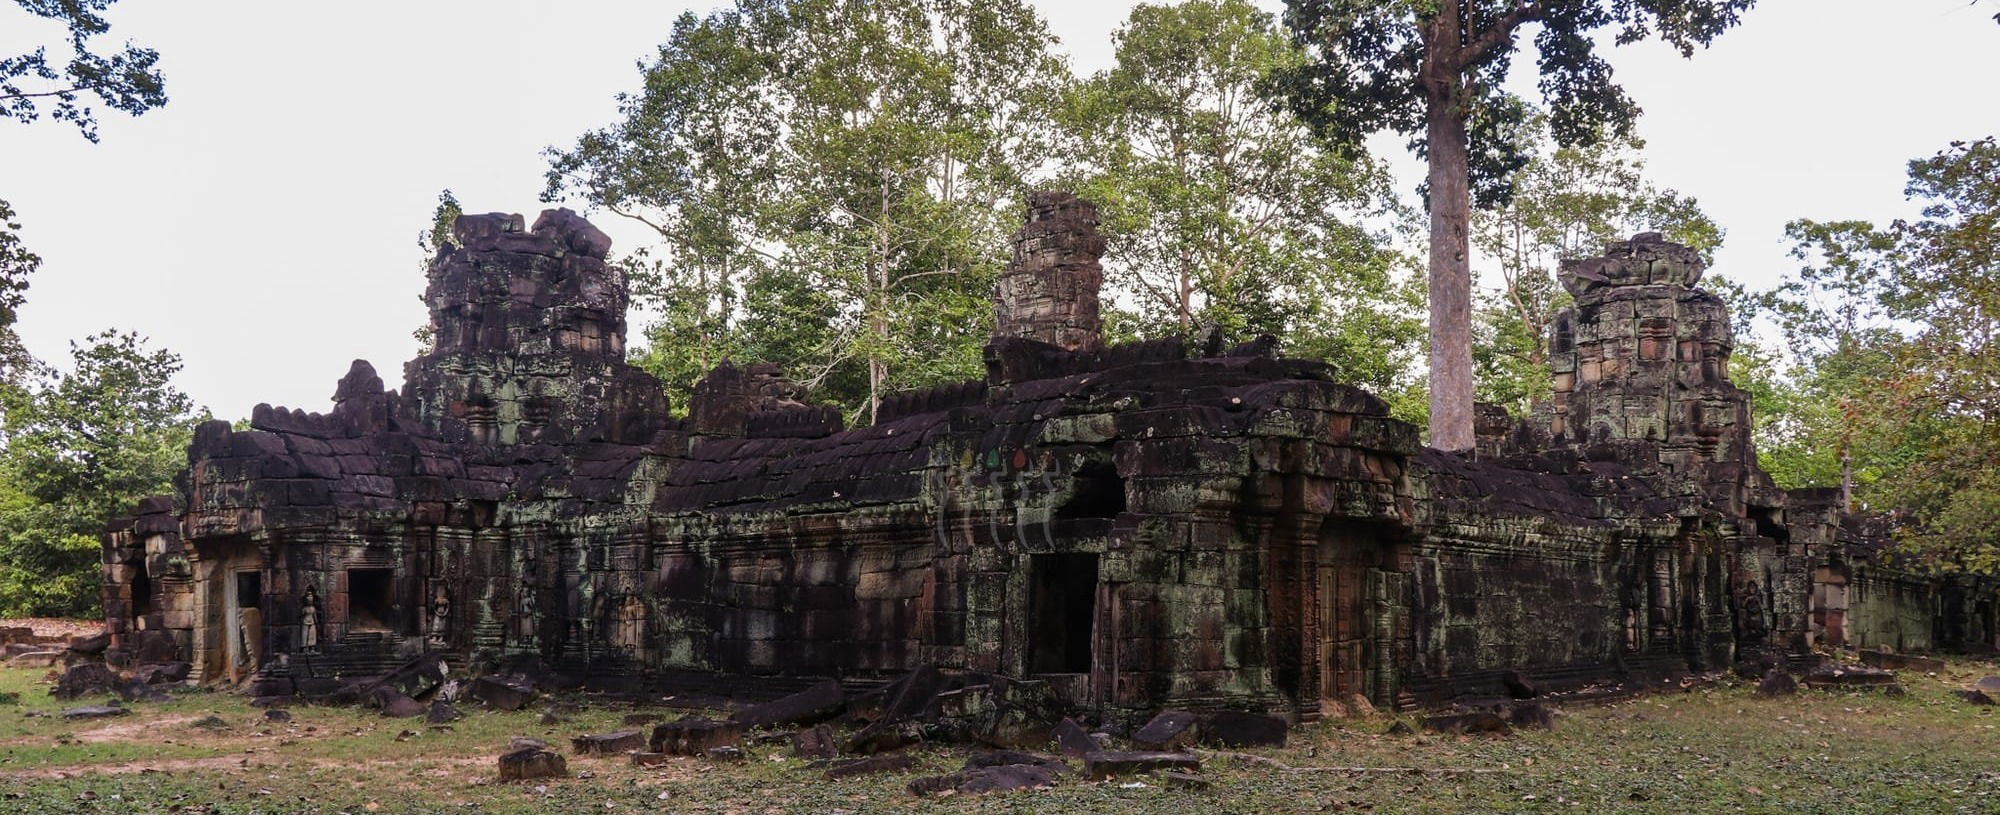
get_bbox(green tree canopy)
[2,0,168,142]
[0,331,203,617]
[1279,0,1753,449]
[1059,0,1422,395]
[547,0,1070,423]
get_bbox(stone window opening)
[348,568,397,633]
[132,569,155,619]
[235,571,262,609]
[1028,552,1097,674]
[1056,462,1125,520]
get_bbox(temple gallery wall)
[99,193,1989,720]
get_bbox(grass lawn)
[4,659,2000,814]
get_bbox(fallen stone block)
[497,748,567,782]
[1163,771,1210,791]
[470,676,538,711]
[572,729,645,755]
[263,709,294,723]
[372,687,426,718]
[1956,689,1995,706]
[792,724,839,759]
[1083,750,1201,781]
[1052,717,1097,759]
[1802,665,1903,695]
[730,679,845,729]
[68,632,111,656]
[1507,703,1555,730]
[705,745,745,762]
[650,716,745,756]
[824,754,918,779]
[132,661,191,685]
[61,705,130,720]
[631,751,671,767]
[427,700,463,724]
[1198,710,1287,748]
[1974,676,2000,694]
[1133,710,1199,750]
[53,662,118,700]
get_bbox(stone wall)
[102,199,1999,721]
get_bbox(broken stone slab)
[1860,650,1944,673]
[368,654,451,701]
[61,705,131,720]
[1083,750,1201,781]
[263,709,294,723]
[1507,703,1555,730]
[371,687,425,718]
[907,763,1061,796]
[67,632,111,656]
[1197,710,1287,748]
[963,750,1066,771]
[1974,676,2000,694]
[824,754,918,780]
[52,662,118,700]
[729,679,845,729]
[115,678,171,704]
[792,724,839,759]
[1501,670,1541,699]
[1802,665,1904,695]
[1052,717,1097,759]
[571,729,645,755]
[1956,689,1995,706]
[1163,771,1210,791]
[649,716,745,756]
[705,745,745,762]
[1133,710,1200,750]
[630,752,671,767]
[132,661,191,685]
[497,747,567,782]
[845,720,923,755]
[509,737,548,751]
[470,675,539,711]
[426,700,463,724]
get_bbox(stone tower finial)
[995,191,1106,352]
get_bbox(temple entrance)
[1317,522,1400,707]
[1028,553,1097,674]
[1812,563,1851,649]
[228,570,263,680]
[348,568,396,633]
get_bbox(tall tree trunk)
[1424,84,1475,451]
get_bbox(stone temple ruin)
[97,192,1990,726]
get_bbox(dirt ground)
[0,618,101,641]
[6,657,2000,814]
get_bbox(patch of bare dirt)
[74,714,207,743]
[0,617,102,640]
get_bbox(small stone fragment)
[497,747,567,781]
[571,729,645,755]
[1163,771,1210,791]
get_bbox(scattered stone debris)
[1052,717,1100,758]
[1198,710,1288,748]
[1860,650,1944,673]
[53,663,119,700]
[1083,751,1201,781]
[263,709,293,723]
[792,724,839,760]
[704,745,745,762]
[1420,712,1512,736]
[1162,771,1210,791]
[426,700,463,724]
[731,679,846,729]
[1133,710,1199,750]
[1802,665,1905,695]
[1955,689,1994,706]
[908,763,1061,796]
[470,676,538,712]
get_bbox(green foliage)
[548,0,1068,422]
[1471,111,1722,413]
[1058,0,1421,394]
[2,0,168,142]
[411,189,461,351]
[1278,0,1754,206]
[0,331,204,617]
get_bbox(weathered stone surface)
[1803,665,1904,694]
[1083,751,1200,781]
[792,724,839,759]
[1198,710,1286,748]
[373,688,425,718]
[1133,710,1199,751]
[470,677,538,712]
[704,745,745,762]
[908,764,1061,796]
[1756,669,1798,697]
[1051,717,1096,759]
[730,679,844,729]
[1162,771,1210,791]
[1861,650,1944,673]
[497,748,566,781]
[264,709,294,723]
[571,729,645,755]
[1956,689,1994,706]
[427,700,463,724]
[53,662,118,700]
[650,717,744,756]
[133,662,191,685]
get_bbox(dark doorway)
[132,570,155,618]
[1029,553,1097,673]
[349,568,396,633]
[235,571,262,608]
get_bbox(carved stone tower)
[995,191,1106,352]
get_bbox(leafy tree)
[547,0,1068,422]
[0,198,39,382]
[2,0,168,142]
[1471,112,1721,413]
[412,189,462,351]
[1059,0,1422,393]
[0,331,204,617]
[1279,0,1754,449]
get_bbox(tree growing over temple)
[1279,0,1754,450]
[546,0,1069,423]
[1059,0,1424,398]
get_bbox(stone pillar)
[995,191,1106,352]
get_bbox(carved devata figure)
[428,585,451,647]
[299,584,320,654]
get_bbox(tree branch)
[1459,2,1543,67]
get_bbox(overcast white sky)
[3,0,1996,419]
